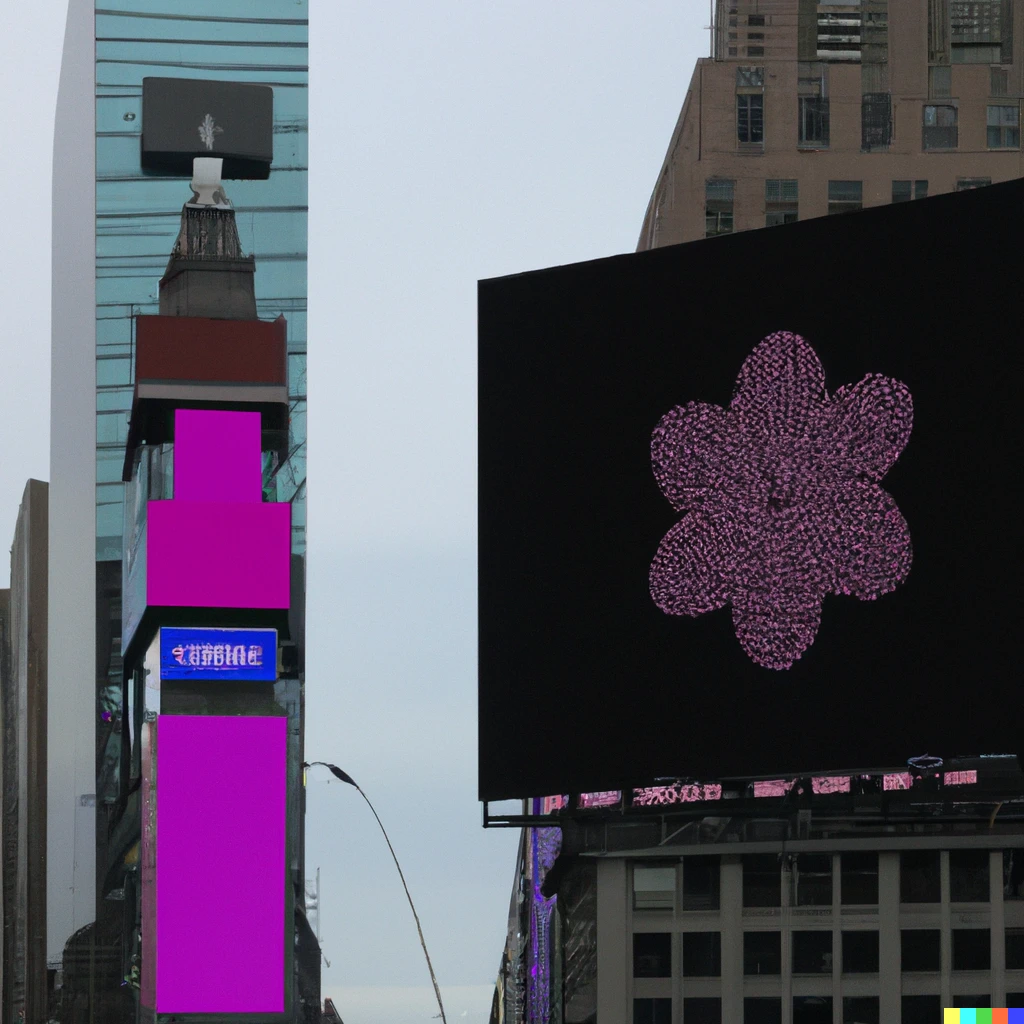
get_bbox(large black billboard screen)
[478,179,1023,801]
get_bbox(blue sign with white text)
[160,627,278,682]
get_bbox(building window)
[1005,927,1024,969]
[957,177,992,191]
[794,997,833,1024]
[683,999,721,1024]
[842,931,879,973]
[862,93,893,150]
[792,931,833,974]
[991,66,1010,95]
[745,999,782,1024]
[747,46,765,56]
[682,931,721,977]
[737,65,764,87]
[799,97,830,146]
[899,929,943,977]
[902,997,941,1024]
[633,933,671,977]
[892,180,929,203]
[765,179,798,227]
[901,929,941,971]
[828,180,862,216]
[842,997,879,1024]
[817,4,862,61]
[951,0,1003,63]
[929,65,952,98]
[793,853,832,906]
[634,864,675,910]
[952,928,990,971]
[748,14,765,26]
[950,849,990,901]
[744,931,782,975]
[1009,994,1024,1006]
[862,5,889,61]
[749,32,765,40]
[1007,850,1024,898]
[744,854,781,907]
[738,93,765,143]
[682,856,720,911]
[987,104,1020,148]
[634,998,671,1024]
[923,104,958,149]
[705,180,735,238]
[900,850,940,902]
[729,47,738,56]
[798,62,829,147]
[954,995,991,1008]
[841,852,878,903]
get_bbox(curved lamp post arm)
[305,762,447,1024]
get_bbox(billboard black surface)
[478,179,1024,801]
[142,78,273,179]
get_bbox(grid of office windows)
[626,849,1024,1015]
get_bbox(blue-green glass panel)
[96,12,308,46]
[98,0,307,17]
[97,411,130,446]
[288,354,306,399]
[97,450,126,484]
[97,386,134,412]
[96,313,134,351]
[97,356,133,386]
[97,482,125,507]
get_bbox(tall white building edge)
[48,0,96,967]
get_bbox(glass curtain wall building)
[50,1,308,1018]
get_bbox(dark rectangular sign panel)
[160,626,277,682]
[142,77,273,179]
[478,179,1024,801]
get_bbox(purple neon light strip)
[156,715,286,1013]
[174,408,263,503]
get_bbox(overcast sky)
[0,4,707,1021]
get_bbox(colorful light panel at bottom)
[156,715,286,1013]
[945,1011,1024,1023]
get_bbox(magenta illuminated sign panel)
[156,715,286,1013]
[148,501,290,608]
[146,409,290,612]
[174,407,263,503]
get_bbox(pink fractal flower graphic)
[650,331,913,670]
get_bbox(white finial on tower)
[188,157,232,209]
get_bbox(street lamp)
[303,761,448,1024]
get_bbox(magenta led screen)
[142,406,291,611]
[174,408,263,503]
[147,499,291,609]
[156,715,286,1013]
[478,179,1024,800]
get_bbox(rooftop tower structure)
[50,3,310,1018]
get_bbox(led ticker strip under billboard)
[156,714,286,1013]
[159,626,277,682]
[536,771,983,812]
